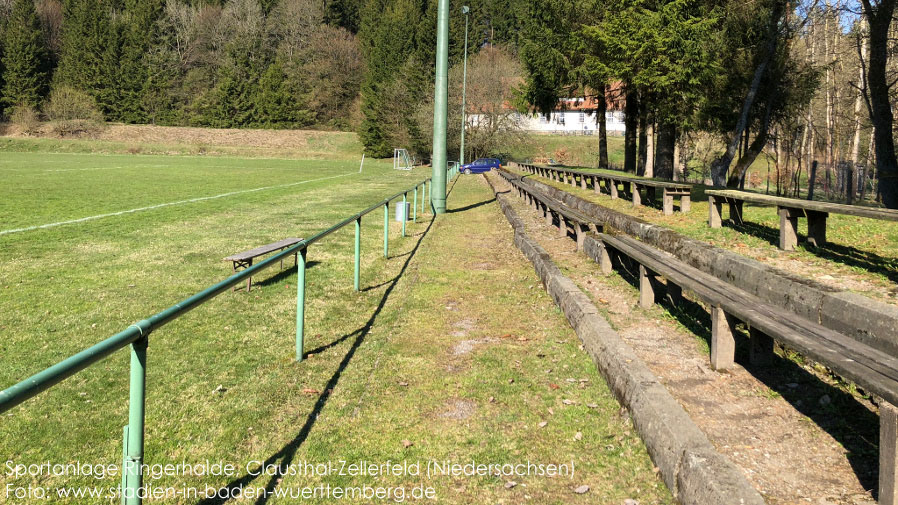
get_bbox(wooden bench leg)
[710,305,736,371]
[599,244,613,274]
[729,200,744,225]
[632,184,642,207]
[575,224,586,251]
[882,402,898,505]
[749,327,774,366]
[665,282,682,306]
[545,205,553,225]
[581,175,587,190]
[662,189,674,216]
[593,176,600,194]
[638,265,656,309]
[610,182,618,199]
[709,195,722,228]
[778,207,799,251]
[558,214,567,238]
[680,195,691,213]
[806,211,828,247]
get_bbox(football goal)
[393,148,413,171]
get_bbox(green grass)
[0,144,669,503]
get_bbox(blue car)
[461,158,502,174]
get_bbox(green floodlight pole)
[460,6,470,167]
[430,0,450,214]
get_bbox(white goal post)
[393,148,413,171]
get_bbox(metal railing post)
[402,193,407,237]
[383,203,389,258]
[296,248,307,362]
[413,185,418,222]
[354,218,361,291]
[122,336,148,505]
[421,182,426,215]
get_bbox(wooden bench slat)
[706,189,898,222]
[223,238,303,262]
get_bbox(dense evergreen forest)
[1,0,898,205]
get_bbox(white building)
[520,109,626,135]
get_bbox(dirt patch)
[439,399,477,420]
[451,338,496,356]
[487,171,878,505]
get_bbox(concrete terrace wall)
[521,174,898,358]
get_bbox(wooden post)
[638,265,655,309]
[882,402,898,505]
[749,327,774,365]
[709,195,722,228]
[598,244,613,274]
[778,207,799,251]
[710,305,736,371]
[806,211,828,247]
[662,189,674,215]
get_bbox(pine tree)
[54,0,117,117]
[2,0,51,109]
[117,0,164,123]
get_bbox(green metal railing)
[0,170,452,505]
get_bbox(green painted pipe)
[123,338,147,505]
[296,248,307,362]
[383,203,389,258]
[421,182,426,215]
[413,186,418,222]
[402,193,407,237]
[354,218,361,291]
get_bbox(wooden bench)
[706,189,898,251]
[224,238,302,292]
[591,231,898,503]
[514,162,692,215]
[500,171,601,251]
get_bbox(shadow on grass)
[197,215,437,505]
[601,248,878,494]
[448,197,495,214]
[722,218,898,284]
[254,261,320,288]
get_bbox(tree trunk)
[710,0,786,186]
[727,102,774,187]
[596,84,609,169]
[645,120,655,178]
[655,123,675,180]
[637,99,648,176]
[624,86,638,173]
[862,0,898,208]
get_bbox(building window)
[579,112,586,123]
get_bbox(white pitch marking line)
[1,172,356,236]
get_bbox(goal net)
[393,148,413,171]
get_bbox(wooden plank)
[224,238,303,261]
[706,189,898,222]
